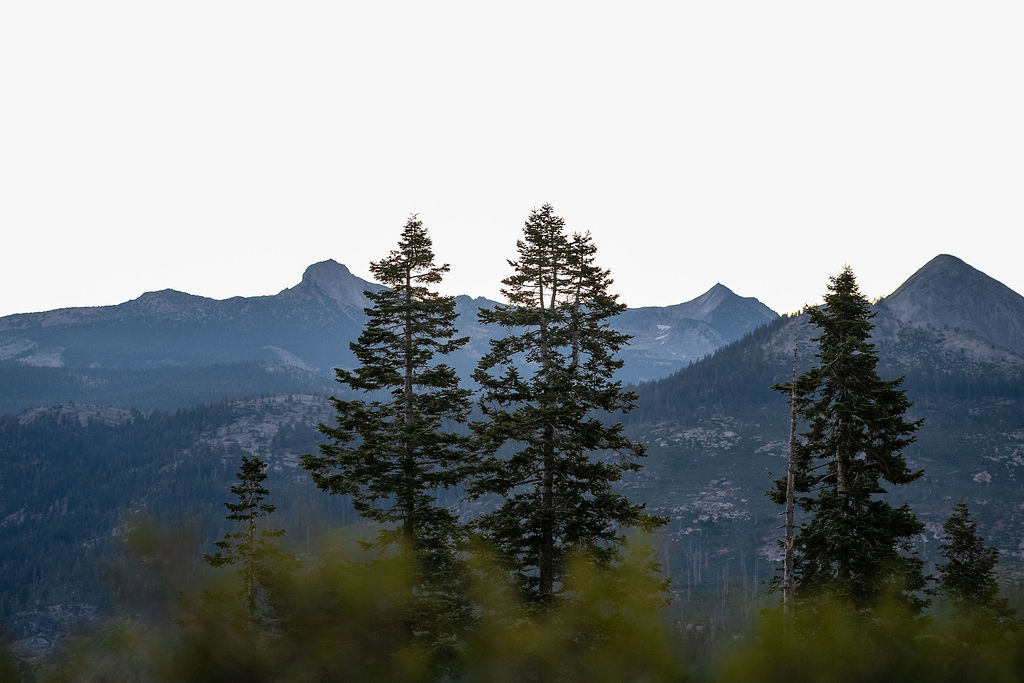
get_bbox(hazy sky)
[2,2,1022,318]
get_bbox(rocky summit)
[879,254,1024,359]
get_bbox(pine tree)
[770,266,927,612]
[472,204,664,604]
[300,215,474,654]
[205,455,287,618]
[937,501,1015,624]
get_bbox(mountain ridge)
[0,260,777,396]
[5,253,1024,654]
[620,253,1024,620]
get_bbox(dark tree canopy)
[300,216,475,664]
[302,215,474,564]
[771,266,927,612]
[471,204,664,603]
[937,501,1015,625]
[205,455,288,618]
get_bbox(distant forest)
[4,211,1024,681]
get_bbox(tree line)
[198,209,1018,679]
[208,205,663,673]
[10,206,1020,680]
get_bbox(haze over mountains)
[2,252,1020,416]
[3,253,1024,656]
[0,259,777,412]
[0,260,382,372]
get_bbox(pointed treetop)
[371,214,450,287]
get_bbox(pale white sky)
[2,1,1022,318]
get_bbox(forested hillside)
[3,252,1024,680]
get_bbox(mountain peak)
[686,283,734,319]
[882,254,1024,357]
[698,283,735,299]
[887,254,1003,304]
[917,253,972,276]
[283,259,381,309]
[300,259,354,287]
[930,253,966,264]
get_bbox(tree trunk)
[402,268,415,543]
[784,345,797,615]
[540,428,555,601]
[538,252,558,602]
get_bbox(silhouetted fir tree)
[205,455,287,619]
[472,204,664,604]
[937,501,1015,625]
[770,266,927,612]
[301,215,474,661]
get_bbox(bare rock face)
[17,402,133,427]
[278,259,384,311]
[879,254,1024,359]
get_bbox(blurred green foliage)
[20,521,1024,682]
[714,591,1024,683]
[32,528,686,682]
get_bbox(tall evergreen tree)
[472,204,663,604]
[770,266,927,612]
[300,215,474,650]
[937,501,1015,625]
[205,455,287,618]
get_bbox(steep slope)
[635,254,1024,424]
[276,259,384,316]
[627,254,1024,604]
[878,254,1024,359]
